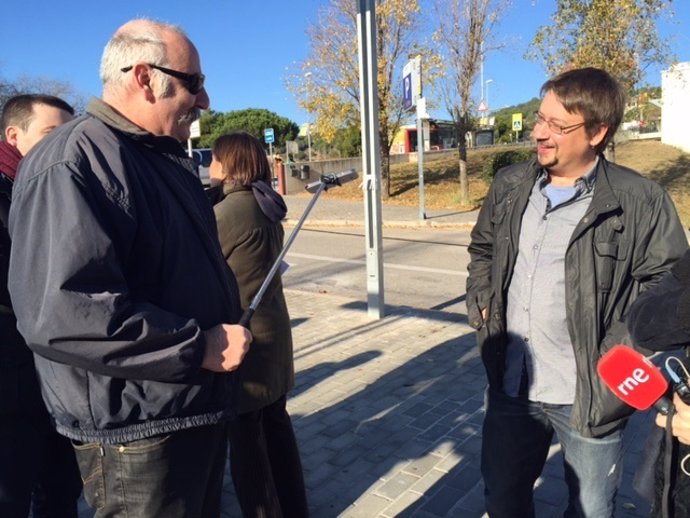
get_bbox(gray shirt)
[503,163,597,403]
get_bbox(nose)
[532,121,550,141]
[196,88,210,110]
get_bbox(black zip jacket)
[7,98,242,443]
[466,156,687,438]
[628,251,690,516]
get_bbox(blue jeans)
[481,389,624,518]
[73,423,228,518]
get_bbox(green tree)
[197,108,298,150]
[432,0,508,204]
[527,0,675,93]
[287,0,438,197]
[333,125,362,158]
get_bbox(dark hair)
[212,132,271,186]
[540,67,625,153]
[1,94,75,134]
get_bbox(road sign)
[264,128,275,144]
[403,73,413,111]
[512,113,523,131]
[402,56,422,112]
[189,120,201,139]
[478,100,488,112]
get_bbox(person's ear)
[5,126,19,147]
[589,124,608,149]
[132,64,156,102]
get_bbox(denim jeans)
[73,423,227,518]
[228,395,309,518]
[481,389,624,518]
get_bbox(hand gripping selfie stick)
[238,169,359,327]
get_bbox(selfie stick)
[238,169,358,327]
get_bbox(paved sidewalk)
[220,289,653,518]
[75,288,655,518]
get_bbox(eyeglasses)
[121,64,206,95]
[533,111,586,135]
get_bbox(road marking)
[286,252,468,277]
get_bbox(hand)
[656,393,690,445]
[201,324,253,372]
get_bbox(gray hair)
[100,19,186,98]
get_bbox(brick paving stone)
[340,494,392,517]
[381,490,426,517]
[375,472,421,500]
[401,453,445,477]
[419,485,464,517]
[410,467,449,496]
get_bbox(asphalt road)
[281,225,472,317]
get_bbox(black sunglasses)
[121,64,205,95]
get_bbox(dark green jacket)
[466,156,688,437]
[214,185,294,414]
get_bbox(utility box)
[474,129,494,147]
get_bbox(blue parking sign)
[403,73,413,111]
[264,128,275,144]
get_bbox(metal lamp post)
[485,79,493,111]
[304,72,313,162]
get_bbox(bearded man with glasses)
[7,19,253,518]
[466,67,687,517]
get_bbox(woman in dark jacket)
[210,132,308,518]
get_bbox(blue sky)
[2,1,689,125]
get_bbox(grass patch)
[317,140,690,227]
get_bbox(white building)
[661,62,690,152]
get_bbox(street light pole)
[304,72,313,162]
[485,79,493,111]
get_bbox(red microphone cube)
[597,345,668,410]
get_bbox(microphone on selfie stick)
[597,345,672,415]
[238,169,359,327]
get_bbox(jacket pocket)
[468,294,489,330]
[594,240,627,292]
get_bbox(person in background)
[627,249,690,516]
[210,132,309,518]
[7,20,252,518]
[0,94,82,518]
[465,67,687,517]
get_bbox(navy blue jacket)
[8,98,242,443]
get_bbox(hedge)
[481,148,535,181]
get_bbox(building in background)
[661,62,690,153]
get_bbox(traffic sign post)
[264,128,275,179]
[402,55,425,220]
[186,119,201,158]
[512,113,523,141]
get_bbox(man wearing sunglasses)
[7,19,252,518]
[466,67,687,517]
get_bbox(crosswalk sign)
[512,113,523,131]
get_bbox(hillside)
[322,140,690,227]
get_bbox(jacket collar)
[86,98,190,159]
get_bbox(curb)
[283,218,476,230]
